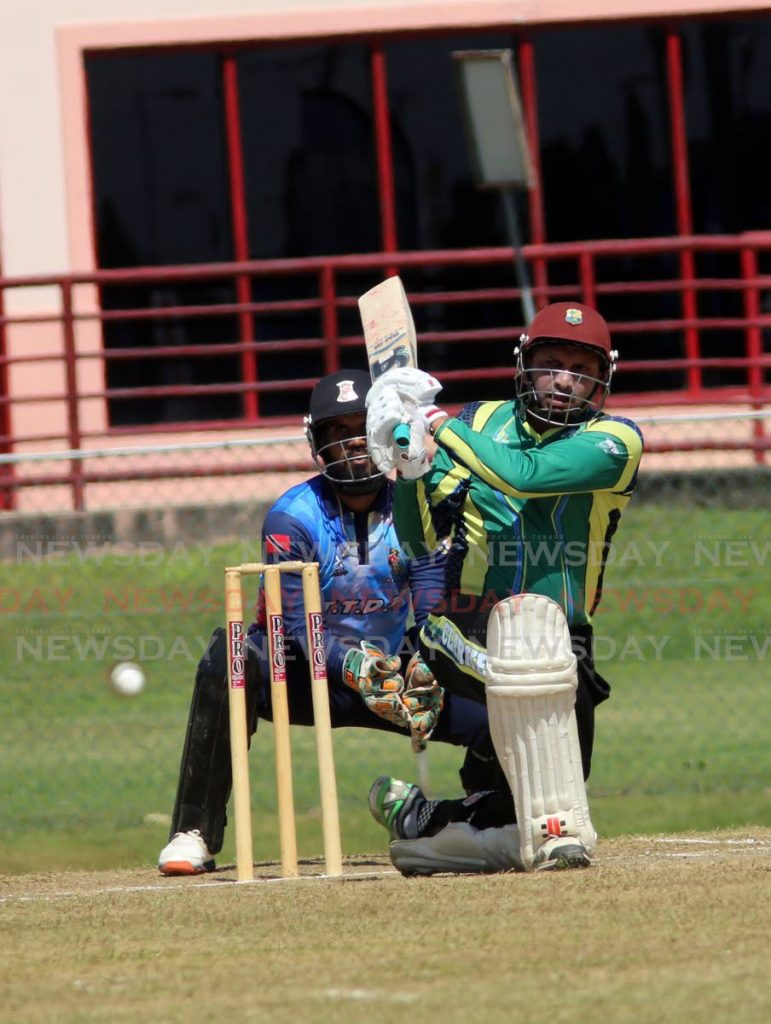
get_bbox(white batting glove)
[394,415,432,480]
[366,385,435,478]
[366,384,404,473]
[366,367,443,410]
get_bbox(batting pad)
[485,594,596,870]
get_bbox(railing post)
[370,44,399,265]
[320,265,341,375]
[222,54,258,421]
[61,280,85,510]
[518,35,548,308]
[579,250,596,307]
[740,245,766,466]
[666,30,701,396]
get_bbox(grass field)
[0,502,769,874]
[2,829,770,1024]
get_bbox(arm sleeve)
[392,477,435,555]
[432,416,643,497]
[408,549,446,630]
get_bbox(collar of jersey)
[318,475,390,517]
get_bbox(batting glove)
[367,367,443,408]
[366,384,405,473]
[366,386,441,479]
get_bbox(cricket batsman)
[364,301,644,873]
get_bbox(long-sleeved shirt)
[393,400,644,633]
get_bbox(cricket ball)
[109,661,146,697]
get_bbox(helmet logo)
[335,380,359,403]
[565,308,583,325]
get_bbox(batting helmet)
[303,369,383,494]
[514,302,618,425]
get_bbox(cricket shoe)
[389,822,524,876]
[158,829,215,875]
[368,776,435,841]
[532,835,592,871]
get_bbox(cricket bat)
[358,276,417,448]
[358,275,432,794]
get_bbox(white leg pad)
[485,594,596,870]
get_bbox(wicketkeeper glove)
[403,651,444,750]
[342,642,411,729]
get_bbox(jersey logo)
[265,533,291,555]
[597,437,621,455]
[387,547,408,589]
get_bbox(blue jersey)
[248,476,442,685]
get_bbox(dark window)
[535,25,680,395]
[682,19,771,389]
[87,52,238,425]
[238,44,377,260]
[233,44,378,413]
[536,25,674,243]
[381,33,527,404]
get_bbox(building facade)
[1,0,770,453]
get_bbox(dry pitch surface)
[3,828,769,1024]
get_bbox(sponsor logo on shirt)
[597,437,621,455]
[326,597,389,615]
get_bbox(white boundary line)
[0,868,398,905]
[3,837,769,903]
[650,836,771,846]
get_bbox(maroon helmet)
[514,302,618,426]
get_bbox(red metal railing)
[1,233,769,509]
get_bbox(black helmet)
[303,370,383,495]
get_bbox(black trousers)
[169,627,497,854]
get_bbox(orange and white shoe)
[158,829,215,875]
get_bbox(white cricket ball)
[110,661,146,697]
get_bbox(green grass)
[1,505,769,872]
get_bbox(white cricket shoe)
[389,822,525,876]
[158,829,215,876]
[532,835,592,871]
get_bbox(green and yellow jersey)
[394,400,643,678]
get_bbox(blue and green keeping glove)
[342,642,410,729]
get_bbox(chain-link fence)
[0,409,768,872]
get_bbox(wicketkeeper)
[159,369,499,875]
[364,301,644,873]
